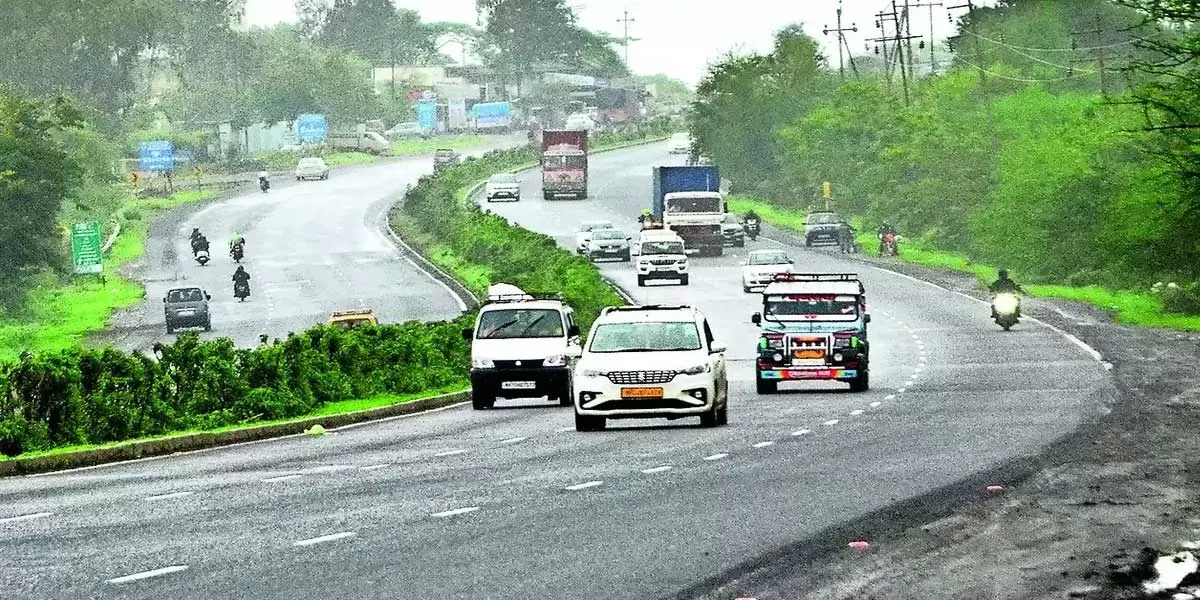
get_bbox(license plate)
[604,248,619,253]
[794,349,825,360]
[501,381,536,390]
[621,387,664,398]
[655,266,676,271]
[177,310,195,316]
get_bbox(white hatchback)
[572,305,728,431]
[295,157,330,180]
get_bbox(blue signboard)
[138,140,175,172]
[416,102,437,131]
[295,114,328,143]
[473,102,513,128]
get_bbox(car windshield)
[641,241,684,255]
[588,321,702,353]
[298,158,323,167]
[665,197,722,213]
[167,289,204,303]
[765,294,860,320]
[476,308,564,339]
[580,222,613,232]
[435,150,455,157]
[750,252,790,265]
[592,230,626,241]
[724,214,741,224]
[490,174,517,183]
[808,213,843,225]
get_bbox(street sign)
[71,222,103,275]
[138,140,174,172]
[296,114,328,143]
[416,102,437,131]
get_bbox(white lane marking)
[641,465,673,474]
[904,380,914,387]
[0,512,52,525]
[293,532,357,547]
[823,419,840,426]
[870,401,882,408]
[565,480,604,491]
[499,436,528,445]
[431,506,480,518]
[850,409,865,416]
[359,463,392,471]
[791,429,811,436]
[703,453,729,461]
[752,441,775,448]
[885,394,897,400]
[434,449,468,457]
[105,565,189,584]
[145,491,194,502]
[897,387,908,393]
[261,474,303,483]
[555,427,574,433]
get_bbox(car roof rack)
[771,272,860,282]
[601,304,693,315]
[485,292,564,303]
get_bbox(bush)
[1156,282,1200,315]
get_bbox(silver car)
[295,157,329,180]
[585,229,632,262]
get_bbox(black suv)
[433,149,461,172]
[804,212,847,246]
[164,287,212,333]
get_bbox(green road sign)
[71,222,103,275]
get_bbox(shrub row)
[394,119,675,332]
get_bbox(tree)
[302,0,438,66]
[0,91,84,288]
[247,28,380,125]
[477,0,581,91]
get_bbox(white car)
[575,220,615,254]
[294,157,329,180]
[485,173,522,202]
[385,121,427,139]
[741,249,795,292]
[634,233,689,286]
[572,304,729,431]
[668,133,691,154]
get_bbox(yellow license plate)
[794,349,825,360]
[621,387,664,398]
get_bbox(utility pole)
[911,1,942,73]
[1071,9,1109,95]
[947,1,985,85]
[616,10,640,68]
[891,0,922,104]
[902,0,917,82]
[823,0,860,80]
[868,8,899,90]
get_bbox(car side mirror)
[751,313,762,325]
[864,314,872,323]
[205,293,212,300]
[461,328,473,341]
[710,341,727,354]
[161,298,166,303]
[568,324,580,337]
[788,259,795,264]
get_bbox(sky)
[243,0,989,87]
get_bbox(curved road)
[0,142,1111,600]
[99,140,520,352]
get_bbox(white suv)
[572,305,728,431]
[634,232,689,286]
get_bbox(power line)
[961,30,1136,53]
[962,30,1100,73]
[954,57,1079,82]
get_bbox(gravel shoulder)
[680,229,1200,600]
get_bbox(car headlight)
[472,358,495,369]
[678,363,711,375]
[543,354,568,367]
[579,368,607,377]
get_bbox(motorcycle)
[991,293,1021,331]
[258,176,270,193]
[880,232,898,256]
[234,280,251,302]
[744,218,760,241]
[230,243,244,263]
[194,249,210,266]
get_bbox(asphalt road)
[1,142,1112,600]
[98,139,520,352]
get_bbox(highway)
[97,140,521,352]
[0,141,1112,600]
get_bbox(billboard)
[448,98,467,130]
[295,114,328,143]
[473,101,513,129]
[416,102,438,131]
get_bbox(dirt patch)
[690,229,1200,599]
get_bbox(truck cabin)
[752,274,869,328]
[663,192,723,216]
[541,145,586,170]
[329,309,378,328]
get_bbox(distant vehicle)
[326,131,390,155]
[541,130,589,200]
[433,148,461,172]
[571,304,728,431]
[634,232,689,287]
[649,165,725,256]
[584,229,632,262]
[575,220,615,253]
[294,157,329,180]
[804,212,848,247]
[164,287,212,333]
[720,213,745,247]
[668,133,690,154]
[485,173,522,202]
[741,249,794,293]
[564,114,595,131]
[385,121,428,140]
[328,309,378,328]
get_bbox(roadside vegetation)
[692,0,1200,328]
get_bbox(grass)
[729,194,1200,331]
[257,134,491,171]
[0,189,217,363]
[1,383,468,462]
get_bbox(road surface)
[0,142,1112,600]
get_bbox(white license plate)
[604,248,620,253]
[501,381,537,390]
[655,266,676,271]
[177,310,195,316]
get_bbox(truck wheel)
[680,275,690,285]
[637,275,646,287]
[558,380,573,406]
[849,367,870,392]
[621,251,631,262]
[204,319,212,332]
[543,192,553,201]
[574,412,606,432]
[755,374,777,394]
[578,192,588,200]
[166,323,175,334]
[699,401,724,427]
[712,246,724,257]
[805,237,813,247]
[736,238,745,248]
[471,388,496,410]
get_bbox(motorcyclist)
[745,209,760,223]
[257,170,270,192]
[193,233,210,257]
[232,266,251,298]
[637,208,653,227]
[229,232,245,251]
[988,269,1025,318]
[877,222,897,255]
[189,227,202,243]
[838,221,856,254]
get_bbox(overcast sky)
[243,0,987,86]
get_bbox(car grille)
[606,370,677,384]
[649,258,677,266]
[493,359,545,369]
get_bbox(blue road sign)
[416,102,437,131]
[296,114,328,143]
[138,140,175,172]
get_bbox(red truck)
[541,129,588,200]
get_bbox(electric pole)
[892,0,922,104]
[1071,9,1109,95]
[823,0,860,80]
[868,8,899,90]
[911,1,942,73]
[947,1,985,85]
[616,10,640,68]
[902,0,917,82]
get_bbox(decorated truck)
[541,129,589,200]
[649,165,725,256]
[750,273,871,393]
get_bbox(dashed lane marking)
[752,441,775,448]
[897,387,908,393]
[293,532,357,547]
[641,466,673,474]
[0,512,52,525]
[850,409,865,416]
[434,449,468,457]
[499,437,528,445]
[432,506,480,518]
[870,401,882,408]
[359,463,392,471]
[105,565,189,584]
[823,419,840,426]
[145,492,194,502]
[565,481,604,491]
[261,474,303,483]
[791,429,811,436]
[703,453,729,461]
